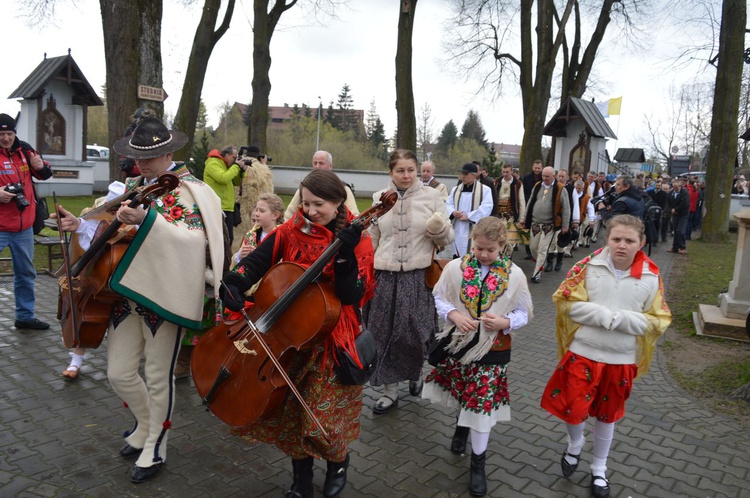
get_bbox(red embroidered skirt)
[541,351,637,424]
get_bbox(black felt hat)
[113,117,188,159]
[557,229,578,248]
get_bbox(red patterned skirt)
[541,351,637,424]
[231,344,363,461]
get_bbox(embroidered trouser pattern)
[107,298,183,468]
[529,224,555,278]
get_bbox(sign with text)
[138,85,168,102]
[52,170,79,179]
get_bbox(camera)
[237,146,272,164]
[4,183,30,211]
[592,186,616,212]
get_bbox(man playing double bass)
[57,117,224,484]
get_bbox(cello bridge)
[233,338,258,356]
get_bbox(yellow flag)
[608,97,623,116]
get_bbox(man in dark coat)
[667,178,690,254]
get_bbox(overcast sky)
[3,0,714,159]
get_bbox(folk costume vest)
[525,181,566,229]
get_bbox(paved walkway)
[1,241,749,497]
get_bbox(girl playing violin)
[222,169,375,498]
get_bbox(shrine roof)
[543,97,616,139]
[8,53,103,106]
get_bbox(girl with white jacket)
[541,214,672,498]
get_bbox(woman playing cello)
[221,169,375,498]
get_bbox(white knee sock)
[591,420,616,477]
[564,421,586,464]
[470,429,490,455]
[382,383,398,401]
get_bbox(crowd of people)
[4,112,678,498]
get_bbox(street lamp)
[316,96,322,151]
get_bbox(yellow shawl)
[552,248,672,378]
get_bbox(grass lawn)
[662,233,750,425]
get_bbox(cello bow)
[53,192,81,347]
[237,304,331,443]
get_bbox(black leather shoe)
[591,472,610,498]
[560,451,580,477]
[119,443,143,459]
[130,464,162,483]
[451,425,470,454]
[531,275,541,283]
[14,318,50,330]
[323,453,349,497]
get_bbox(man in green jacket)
[204,146,248,244]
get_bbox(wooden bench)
[34,235,64,277]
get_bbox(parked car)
[86,144,109,160]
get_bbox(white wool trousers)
[106,299,183,469]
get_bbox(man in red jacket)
[0,113,53,330]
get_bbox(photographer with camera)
[204,145,249,245]
[0,113,53,330]
[598,175,644,225]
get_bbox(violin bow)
[53,193,81,346]
[221,280,331,442]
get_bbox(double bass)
[56,172,180,349]
[191,191,397,432]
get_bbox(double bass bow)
[191,191,398,434]
[56,172,180,349]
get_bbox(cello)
[56,172,180,349]
[191,191,397,431]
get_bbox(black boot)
[323,453,349,497]
[285,457,314,498]
[469,451,487,497]
[451,425,470,454]
[544,254,554,272]
[554,253,564,271]
[524,245,533,260]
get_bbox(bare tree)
[445,0,646,173]
[173,0,236,161]
[641,82,713,172]
[416,103,434,161]
[702,0,746,242]
[247,0,338,151]
[396,0,418,151]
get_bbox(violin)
[191,191,398,433]
[56,172,180,349]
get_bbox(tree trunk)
[564,0,616,99]
[730,380,750,401]
[173,0,235,161]
[518,0,573,173]
[702,0,745,243]
[248,0,297,152]
[99,0,163,182]
[395,0,418,151]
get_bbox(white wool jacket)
[568,247,659,365]
[369,180,454,272]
